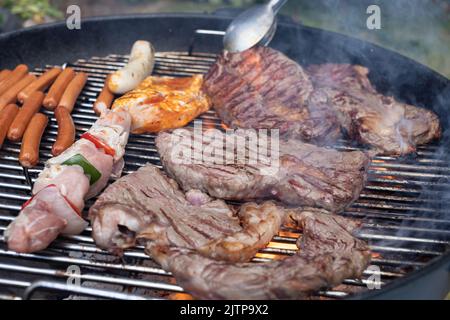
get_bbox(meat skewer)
[5,109,131,253]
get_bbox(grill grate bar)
[0,249,170,275]
[0,227,438,274]
[0,262,184,293]
[0,51,449,300]
[22,281,151,300]
[0,278,30,288]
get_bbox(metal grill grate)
[0,52,449,300]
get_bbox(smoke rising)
[270,0,450,270]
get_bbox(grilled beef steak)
[148,208,371,300]
[89,165,284,262]
[156,129,369,212]
[203,47,441,155]
[307,64,441,155]
[89,165,371,299]
[203,46,341,144]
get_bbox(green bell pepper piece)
[62,154,101,185]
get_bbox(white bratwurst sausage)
[107,40,155,94]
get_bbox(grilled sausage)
[52,106,75,156]
[18,67,62,104]
[0,74,36,111]
[19,113,48,168]
[0,65,28,96]
[0,70,12,83]
[7,91,45,142]
[43,67,75,110]
[58,72,87,113]
[0,104,19,148]
[93,75,114,115]
[107,41,155,94]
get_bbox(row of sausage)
[0,64,115,168]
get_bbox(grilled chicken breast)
[112,75,211,134]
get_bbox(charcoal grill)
[0,14,449,300]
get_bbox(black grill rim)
[1,13,449,85]
[351,251,449,300]
[0,13,449,300]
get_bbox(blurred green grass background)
[54,0,450,78]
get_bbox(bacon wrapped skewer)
[5,109,131,253]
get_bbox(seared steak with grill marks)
[148,208,371,300]
[203,46,341,144]
[89,165,371,299]
[156,129,369,212]
[307,64,441,155]
[89,165,285,262]
[204,47,441,155]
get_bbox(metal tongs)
[223,0,288,52]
